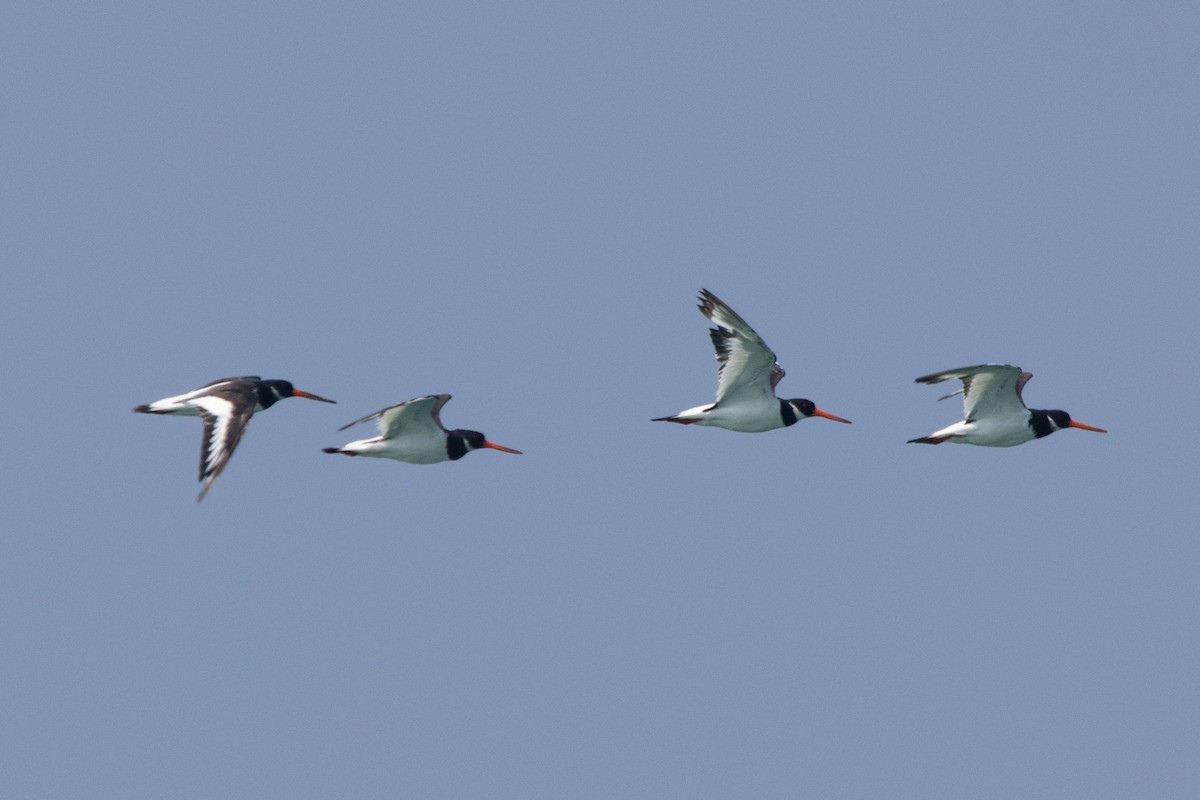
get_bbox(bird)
[653,288,852,432]
[321,394,522,463]
[134,376,337,500]
[907,364,1106,447]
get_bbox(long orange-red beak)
[813,408,852,424]
[484,440,523,454]
[1069,420,1107,433]
[293,389,337,404]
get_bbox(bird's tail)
[133,404,164,414]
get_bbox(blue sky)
[2,2,1198,797]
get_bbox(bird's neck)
[1028,409,1055,439]
[779,399,798,427]
[446,430,471,460]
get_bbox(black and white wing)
[336,394,452,439]
[134,376,259,415]
[190,385,259,501]
[915,364,1030,420]
[698,289,783,405]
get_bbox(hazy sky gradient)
[3,3,1198,798]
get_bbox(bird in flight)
[322,394,522,463]
[654,288,851,432]
[908,364,1106,447]
[135,376,336,500]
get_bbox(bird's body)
[908,364,1106,447]
[322,394,522,464]
[134,376,336,500]
[654,289,851,432]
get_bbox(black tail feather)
[907,435,950,445]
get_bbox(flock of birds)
[135,289,1107,501]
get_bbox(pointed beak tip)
[815,409,852,424]
[485,441,523,455]
[1071,421,1107,433]
[294,389,336,403]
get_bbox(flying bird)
[907,364,1106,446]
[653,288,852,432]
[134,376,336,500]
[322,394,522,463]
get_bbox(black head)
[1046,409,1072,430]
[446,429,524,461]
[783,398,853,426]
[254,380,291,409]
[447,429,485,460]
[1030,408,1107,439]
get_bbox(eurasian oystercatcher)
[134,376,336,500]
[908,364,1106,446]
[322,394,522,463]
[653,289,851,432]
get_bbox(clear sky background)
[3,2,1198,798]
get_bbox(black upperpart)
[780,399,799,427]
[446,429,487,461]
[780,398,818,427]
[1029,408,1071,439]
[256,379,295,410]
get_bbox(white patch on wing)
[377,395,448,439]
[144,378,251,415]
[336,394,450,439]
[958,366,1026,421]
[700,295,779,406]
[191,396,239,477]
[916,364,1027,421]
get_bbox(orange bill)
[293,389,337,403]
[813,408,852,424]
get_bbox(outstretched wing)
[135,376,260,415]
[336,394,452,439]
[190,386,259,501]
[698,289,782,405]
[914,364,1030,420]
